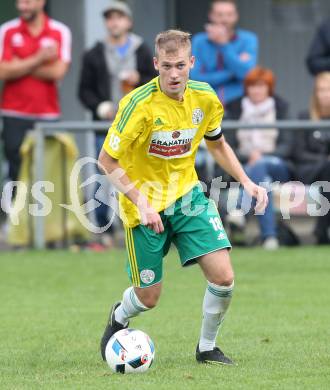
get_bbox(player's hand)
[243,180,268,214]
[138,204,164,234]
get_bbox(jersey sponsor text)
[148,128,198,159]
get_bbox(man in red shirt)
[0,0,71,182]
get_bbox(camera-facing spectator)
[78,1,155,122]
[295,72,330,244]
[225,66,294,249]
[0,0,71,183]
[306,19,330,76]
[191,0,258,105]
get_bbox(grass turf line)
[0,247,330,389]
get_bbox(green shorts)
[124,184,231,288]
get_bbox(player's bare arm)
[205,135,268,213]
[98,148,164,233]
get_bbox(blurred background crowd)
[1,0,330,251]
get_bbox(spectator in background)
[295,72,330,244]
[225,66,294,249]
[191,0,258,105]
[78,1,155,248]
[190,0,258,191]
[0,0,71,184]
[306,19,330,75]
[78,1,155,121]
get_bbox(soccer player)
[98,30,267,365]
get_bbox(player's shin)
[199,281,234,352]
[115,287,150,326]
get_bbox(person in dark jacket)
[78,1,155,121]
[306,19,330,76]
[224,66,294,249]
[295,72,330,244]
[78,1,155,247]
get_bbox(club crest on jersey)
[148,128,198,159]
[192,108,204,125]
[140,270,155,284]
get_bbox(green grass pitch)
[1,247,330,389]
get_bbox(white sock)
[199,281,234,352]
[114,287,149,326]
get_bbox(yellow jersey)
[103,76,224,227]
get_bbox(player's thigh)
[171,186,231,267]
[124,224,170,289]
[198,248,234,286]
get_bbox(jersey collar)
[19,13,49,37]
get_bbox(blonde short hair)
[155,30,191,57]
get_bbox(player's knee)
[221,274,235,287]
[135,287,161,309]
[209,271,234,287]
[139,294,159,309]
